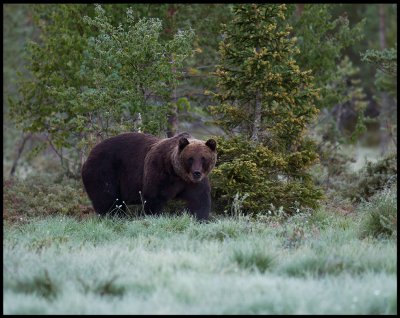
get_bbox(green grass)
[3,212,397,314]
[357,183,397,239]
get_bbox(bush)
[3,175,91,222]
[358,182,397,239]
[210,136,323,215]
[344,152,397,202]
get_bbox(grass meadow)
[3,208,397,314]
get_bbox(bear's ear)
[205,139,217,152]
[178,137,190,152]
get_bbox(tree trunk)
[251,91,262,142]
[379,4,387,49]
[166,4,178,137]
[295,4,305,17]
[378,4,390,155]
[9,133,32,177]
[167,103,178,137]
[167,55,178,138]
[251,45,262,142]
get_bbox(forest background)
[3,3,397,315]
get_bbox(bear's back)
[87,133,159,159]
[82,132,160,178]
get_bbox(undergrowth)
[3,212,396,314]
[357,182,397,239]
[3,174,91,223]
[2,157,397,314]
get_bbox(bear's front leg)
[143,196,166,216]
[142,167,171,216]
[178,179,211,221]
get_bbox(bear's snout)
[192,171,202,179]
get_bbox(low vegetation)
[357,181,397,239]
[3,174,90,222]
[3,174,397,314]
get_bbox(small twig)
[121,200,133,217]
[139,191,146,217]
[106,198,121,214]
[46,136,81,178]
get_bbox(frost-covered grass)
[3,213,397,314]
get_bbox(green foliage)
[361,46,397,99]
[9,4,194,178]
[362,46,397,76]
[290,5,369,151]
[357,182,397,239]
[344,152,397,202]
[312,142,361,201]
[3,4,36,101]
[330,57,368,143]
[329,4,397,97]
[210,4,320,141]
[211,136,322,214]
[158,4,234,107]
[209,4,323,215]
[292,4,366,110]
[80,4,194,136]
[3,175,89,221]
[7,4,96,177]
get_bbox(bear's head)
[174,136,217,183]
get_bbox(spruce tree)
[209,4,323,215]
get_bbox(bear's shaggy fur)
[81,132,217,220]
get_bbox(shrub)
[358,182,397,239]
[344,152,397,202]
[210,136,323,215]
[3,174,90,222]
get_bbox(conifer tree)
[209,4,323,214]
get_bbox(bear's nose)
[193,171,201,179]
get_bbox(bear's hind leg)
[90,192,122,216]
[82,172,122,216]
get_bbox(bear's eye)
[201,157,206,164]
[187,157,194,165]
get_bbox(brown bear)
[81,132,217,220]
